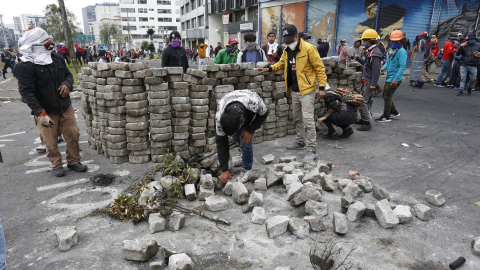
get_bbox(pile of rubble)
[78,57,363,165]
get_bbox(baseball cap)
[466,34,477,40]
[298,31,311,39]
[169,30,181,40]
[282,25,297,43]
[267,31,276,37]
[457,33,463,36]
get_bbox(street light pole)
[0,14,10,49]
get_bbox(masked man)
[455,34,480,96]
[214,37,239,64]
[257,24,327,161]
[262,31,283,63]
[162,31,189,73]
[237,34,267,67]
[15,27,87,177]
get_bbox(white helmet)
[59,43,65,46]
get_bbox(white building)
[13,17,22,41]
[92,2,121,45]
[82,5,97,35]
[19,14,45,31]
[180,0,208,52]
[119,0,181,50]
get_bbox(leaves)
[40,4,80,43]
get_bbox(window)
[121,8,135,13]
[176,18,180,22]
[176,9,180,14]
[138,8,148,13]
[149,9,154,11]
[120,0,134,3]
[181,22,185,31]
[175,1,180,4]
[157,0,171,4]
[139,17,148,21]
[122,17,136,21]
[240,0,245,6]
[185,3,189,12]
[198,15,204,27]
[198,0,203,6]
[123,26,137,30]
[180,6,184,15]
[158,9,171,14]
[191,18,196,28]
[186,20,190,29]
[150,17,154,20]
[158,17,172,22]
[137,0,147,3]
[191,0,196,9]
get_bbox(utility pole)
[0,14,10,49]
[58,0,79,73]
[127,10,132,49]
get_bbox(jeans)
[436,59,451,84]
[198,58,206,70]
[291,91,317,150]
[359,83,374,122]
[459,65,477,90]
[383,81,401,117]
[231,127,254,170]
[0,213,6,270]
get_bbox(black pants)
[318,107,357,134]
[449,61,461,87]
[2,62,13,76]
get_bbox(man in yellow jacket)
[196,43,208,70]
[257,24,327,161]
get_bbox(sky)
[3,0,105,29]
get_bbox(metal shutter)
[307,0,337,55]
[280,2,307,44]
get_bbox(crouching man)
[216,90,269,184]
[15,27,87,177]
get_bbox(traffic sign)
[72,36,77,40]
[78,35,86,40]
[87,35,95,40]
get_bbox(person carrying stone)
[237,34,267,67]
[15,27,87,177]
[216,90,269,184]
[162,31,189,73]
[256,24,327,161]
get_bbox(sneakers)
[323,132,339,140]
[286,142,306,150]
[53,166,66,177]
[36,143,46,154]
[303,149,317,162]
[237,169,252,183]
[434,83,446,88]
[375,115,392,122]
[357,123,372,131]
[67,162,88,172]
[415,82,424,88]
[456,90,464,96]
[58,136,65,143]
[339,127,354,139]
[354,119,364,125]
[467,88,472,95]
[390,112,400,118]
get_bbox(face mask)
[288,41,298,51]
[226,44,237,54]
[245,42,257,51]
[169,39,182,48]
[364,44,370,49]
[43,40,55,50]
[390,42,401,49]
[468,39,476,45]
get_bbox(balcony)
[184,28,208,39]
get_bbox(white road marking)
[0,131,26,138]
[37,178,90,192]
[0,144,4,148]
[0,139,14,142]
[33,137,42,144]
[28,140,88,155]
[25,160,97,174]
[113,170,130,177]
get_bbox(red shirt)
[442,40,457,61]
[185,48,189,54]
[430,47,440,58]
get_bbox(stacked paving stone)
[147,68,171,163]
[79,57,362,164]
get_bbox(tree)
[140,41,149,50]
[57,0,79,75]
[100,23,119,47]
[41,4,79,43]
[147,28,155,43]
[148,43,155,52]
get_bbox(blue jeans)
[231,127,254,170]
[436,59,451,84]
[0,213,6,270]
[459,65,477,90]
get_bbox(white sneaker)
[36,143,46,153]
[237,169,252,183]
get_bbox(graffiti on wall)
[260,6,282,47]
[307,0,336,50]
[281,2,307,34]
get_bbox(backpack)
[328,87,364,106]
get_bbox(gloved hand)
[37,110,55,128]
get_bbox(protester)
[237,34,267,67]
[185,47,190,60]
[57,43,70,63]
[216,90,269,184]
[298,31,311,42]
[1,48,14,79]
[402,32,410,52]
[214,42,222,57]
[376,30,407,123]
[209,45,214,58]
[83,45,89,64]
[256,24,327,161]
[448,44,462,89]
[351,39,364,62]
[262,31,282,63]
[196,43,208,70]
[435,35,457,87]
[336,39,349,65]
[356,29,383,131]
[98,46,106,62]
[410,31,429,87]
[15,27,87,177]
[317,39,326,58]
[214,37,239,64]
[323,38,330,55]
[130,49,136,63]
[317,86,358,140]
[162,31,189,73]
[455,34,480,96]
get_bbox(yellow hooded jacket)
[196,44,208,59]
[270,39,327,96]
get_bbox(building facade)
[0,28,16,48]
[13,17,22,41]
[179,0,208,52]
[20,15,45,31]
[93,2,121,45]
[82,5,97,35]
[119,0,181,51]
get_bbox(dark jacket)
[324,42,330,55]
[456,42,480,66]
[317,44,326,58]
[162,45,189,73]
[15,52,73,116]
[362,46,383,87]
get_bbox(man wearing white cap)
[14,27,87,177]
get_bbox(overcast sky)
[3,0,105,29]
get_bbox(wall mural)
[260,6,282,47]
[281,2,307,38]
[307,0,337,52]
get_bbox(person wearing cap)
[237,34,267,67]
[455,34,480,96]
[216,90,270,184]
[457,33,465,43]
[298,31,311,42]
[356,29,383,130]
[336,39,350,65]
[162,30,189,73]
[57,43,70,63]
[214,37,239,64]
[401,32,410,52]
[376,30,406,123]
[74,43,84,65]
[317,39,326,58]
[262,31,283,63]
[14,27,87,177]
[1,48,14,79]
[435,35,458,87]
[256,24,327,161]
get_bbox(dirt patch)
[192,253,252,270]
[397,260,449,270]
[90,173,116,186]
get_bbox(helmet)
[390,30,403,41]
[228,37,238,44]
[420,31,428,37]
[361,29,378,40]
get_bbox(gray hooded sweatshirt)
[362,45,383,87]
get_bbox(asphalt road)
[0,68,479,269]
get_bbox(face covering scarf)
[19,27,53,65]
[390,42,401,49]
[288,41,298,51]
[169,39,182,48]
[468,39,476,45]
[226,44,237,55]
[244,42,257,52]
